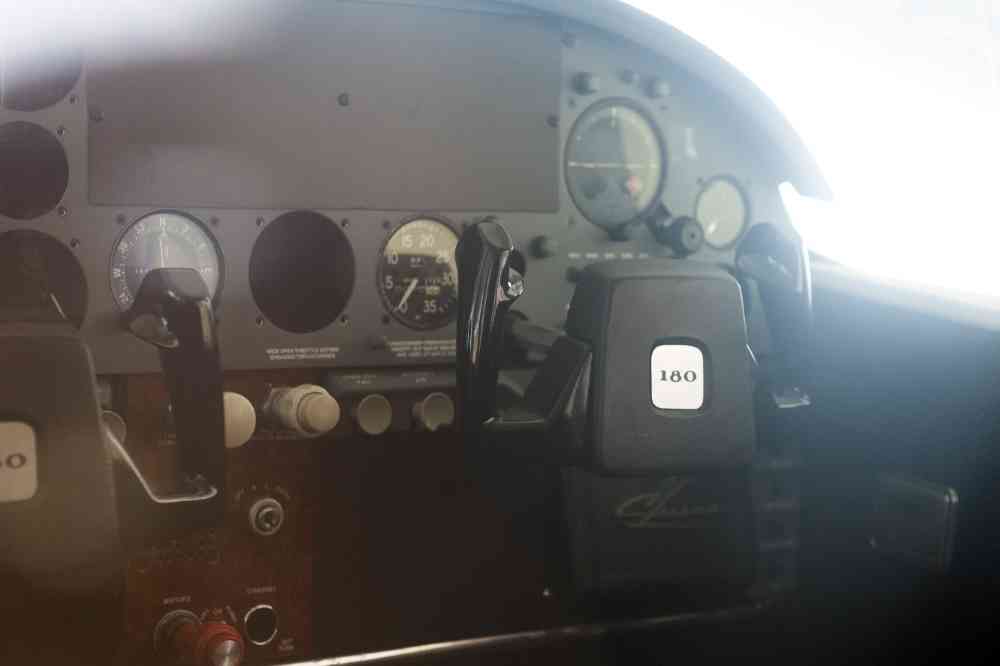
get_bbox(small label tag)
[0,422,38,503]
[650,345,705,410]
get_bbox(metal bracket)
[104,425,217,505]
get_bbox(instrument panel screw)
[542,588,553,598]
[57,206,68,217]
[210,216,220,227]
[382,220,392,229]
[256,216,265,227]
[56,126,66,137]
[546,114,559,128]
[68,94,78,104]
[70,238,79,249]
[338,93,350,107]
[339,314,350,326]
[116,213,126,225]
[341,218,350,229]
[255,316,264,327]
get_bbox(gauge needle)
[396,278,419,311]
[158,232,168,267]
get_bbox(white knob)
[355,394,392,436]
[412,392,455,432]
[223,392,257,449]
[270,385,340,437]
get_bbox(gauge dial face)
[377,218,459,330]
[696,177,749,248]
[110,211,222,310]
[565,99,666,229]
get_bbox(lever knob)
[267,385,341,437]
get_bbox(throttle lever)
[122,268,226,512]
[455,220,525,439]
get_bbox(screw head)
[338,93,350,107]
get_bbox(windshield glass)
[628,0,1000,302]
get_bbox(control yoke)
[455,218,811,594]
[117,268,227,507]
[456,219,811,465]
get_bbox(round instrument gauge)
[110,211,222,310]
[565,99,666,230]
[696,177,749,249]
[377,217,459,330]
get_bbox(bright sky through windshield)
[627,1,1000,301]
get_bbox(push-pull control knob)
[223,392,257,449]
[355,394,392,436]
[266,384,340,437]
[155,611,244,666]
[413,392,455,432]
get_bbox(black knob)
[662,216,704,257]
[529,235,558,259]
[572,72,601,95]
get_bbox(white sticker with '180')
[0,422,38,503]
[650,345,705,410]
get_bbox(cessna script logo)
[615,477,721,528]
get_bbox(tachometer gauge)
[110,211,222,310]
[696,176,749,249]
[377,217,459,330]
[565,99,666,230]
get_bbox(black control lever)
[455,220,526,439]
[122,268,226,511]
[736,224,812,397]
